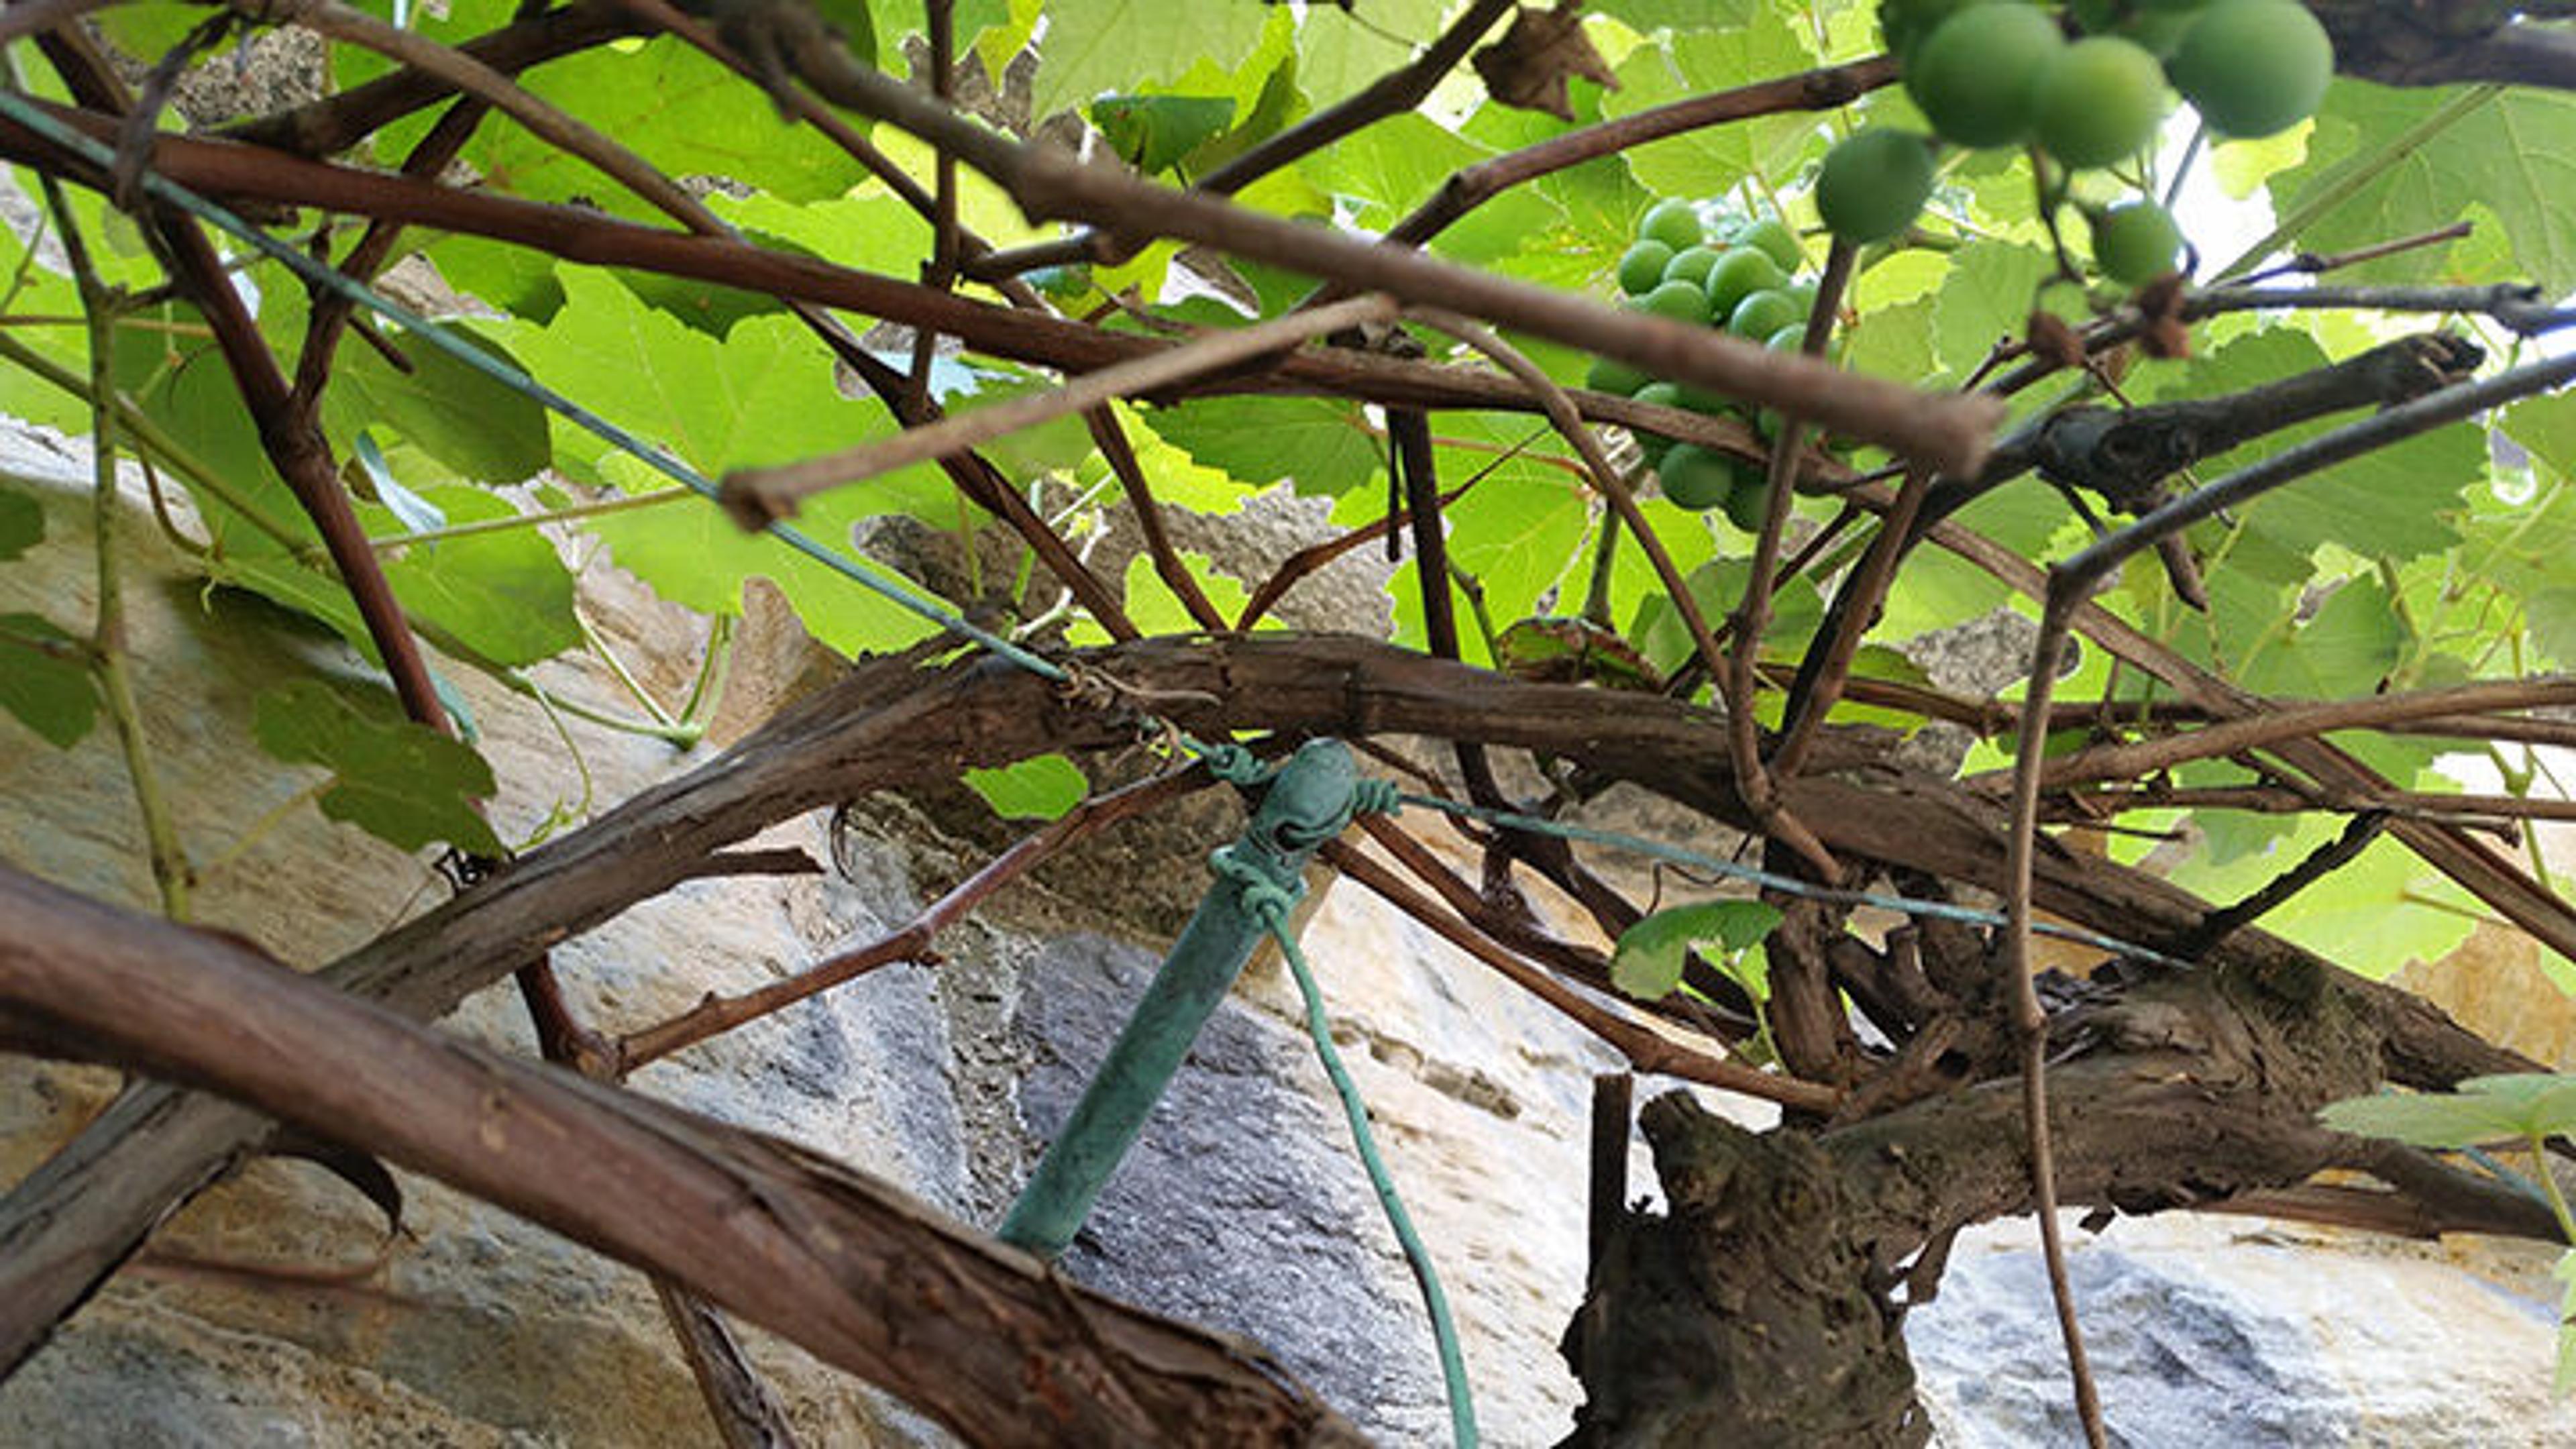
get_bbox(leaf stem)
[47,175,191,919]
[2530,1131,2576,1244]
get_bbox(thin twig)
[721,294,1396,524]
[2031,676,2576,790]
[616,766,1207,1072]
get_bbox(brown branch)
[1377,54,1899,259]
[762,23,2002,476]
[0,102,1876,460]
[0,865,1364,1446]
[2034,676,2576,790]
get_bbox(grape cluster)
[1588,199,1826,528]
[1824,1,2336,282]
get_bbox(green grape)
[1729,288,1806,341]
[1705,247,1790,325]
[1638,197,1704,253]
[1638,278,1712,325]
[1587,354,1652,396]
[2032,36,2170,169]
[2169,0,2334,140]
[1658,444,1739,511]
[1662,245,1725,290]
[1617,240,1676,294]
[1878,0,1986,60]
[1721,469,1774,533]
[1735,218,1807,275]
[1631,382,1686,464]
[1908,3,2063,148]
[2088,200,2184,285]
[1816,129,1935,245]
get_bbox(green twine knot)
[1209,841,1303,927]
[1199,741,1271,788]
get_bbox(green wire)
[1267,912,1479,1449]
[1397,790,2192,968]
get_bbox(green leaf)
[2266,85,2576,290]
[1932,242,2055,380]
[2320,1074,2576,1149]
[1141,395,1381,496]
[809,0,877,68]
[320,327,549,486]
[1611,900,1780,1001]
[252,680,501,855]
[1602,15,1814,200]
[0,613,97,747]
[426,36,869,217]
[366,486,582,668]
[496,270,951,657]
[1032,0,1272,119]
[1294,0,1448,108]
[0,486,42,561]
[963,753,1088,821]
[1091,94,1237,175]
[2509,392,2576,480]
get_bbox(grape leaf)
[363,486,582,669]
[1611,899,1780,1001]
[1092,95,1237,176]
[1601,14,1814,199]
[2267,84,2576,290]
[2320,1073,2576,1148]
[1141,396,1381,496]
[252,680,501,855]
[1032,0,1272,119]
[963,753,1088,822]
[0,613,97,747]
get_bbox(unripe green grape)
[1658,443,1738,511]
[1908,3,2063,148]
[1729,288,1805,341]
[2088,201,2184,285]
[1637,278,1711,325]
[1736,217,1807,275]
[2032,36,2170,169]
[1662,245,1725,290]
[1878,0,1985,61]
[1587,354,1652,396]
[2169,0,2334,140]
[1816,128,1936,246]
[1754,324,1810,439]
[1721,470,1774,533]
[1705,246,1790,324]
[1617,240,1676,294]
[1638,197,1704,253]
[1631,381,1686,464]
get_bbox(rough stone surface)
[5,416,2576,1447]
